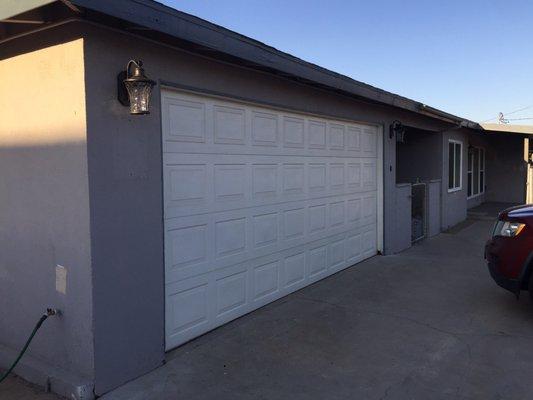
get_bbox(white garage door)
[162,89,382,350]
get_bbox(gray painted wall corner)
[0,24,95,392]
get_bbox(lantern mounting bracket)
[117,69,130,106]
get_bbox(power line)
[506,117,533,121]
[480,104,533,122]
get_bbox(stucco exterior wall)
[484,135,526,204]
[441,129,469,230]
[396,130,442,184]
[0,36,94,391]
[80,21,452,394]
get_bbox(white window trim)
[448,139,463,193]
[467,146,486,199]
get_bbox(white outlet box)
[55,265,67,295]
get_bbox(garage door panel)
[163,140,378,159]
[215,267,248,319]
[162,93,376,157]
[165,193,376,285]
[165,275,211,344]
[164,154,375,219]
[163,90,380,350]
[165,225,376,347]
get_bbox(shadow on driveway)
[99,218,533,400]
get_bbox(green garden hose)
[0,308,58,384]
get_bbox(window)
[467,146,485,198]
[448,140,462,192]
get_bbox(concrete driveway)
[5,217,533,399]
[99,218,533,400]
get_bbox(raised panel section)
[168,165,206,203]
[346,126,361,150]
[329,201,345,227]
[216,271,247,315]
[214,105,245,144]
[168,283,208,333]
[283,117,304,148]
[329,124,345,149]
[363,162,375,188]
[283,164,305,195]
[168,99,206,143]
[309,163,326,193]
[346,233,362,259]
[362,127,377,155]
[252,112,278,146]
[363,230,376,252]
[215,164,246,201]
[347,198,362,222]
[347,163,361,188]
[284,208,305,240]
[283,253,305,287]
[309,121,326,149]
[253,261,279,300]
[168,224,207,269]
[330,164,345,190]
[309,204,326,233]
[253,164,277,200]
[328,239,345,268]
[215,218,246,258]
[253,213,278,248]
[362,196,376,219]
[308,246,327,277]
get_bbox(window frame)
[467,146,485,199]
[448,139,463,193]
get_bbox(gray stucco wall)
[81,21,455,393]
[441,129,469,230]
[444,130,526,217]
[396,130,442,184]
[0,28,94,394]
[483,135,526,204]
[428,180,442,237]
[394,184,412,252]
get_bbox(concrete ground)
[0,373,64,400]
[4,217,533,399]
[100,218,533,400]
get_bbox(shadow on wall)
[0,141,94,389]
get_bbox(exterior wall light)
[117,60,156,115]
[390,120,405,143]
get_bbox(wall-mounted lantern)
[390,120,406,143]
[117,60,156,115]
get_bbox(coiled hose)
[0,308,58,384]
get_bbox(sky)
[160,0,533,124]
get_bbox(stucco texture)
[0,38,94,382]
[80,20,456,394]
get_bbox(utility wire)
[480,105,533,122]
[506,117,533,121]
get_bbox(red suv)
[485,205,533,299]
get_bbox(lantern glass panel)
[124,80,154,114]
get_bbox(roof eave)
[1,0,478,127]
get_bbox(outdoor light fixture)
[117,60,156,115]
[390,120,405,143]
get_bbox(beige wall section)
[0,38,94,386]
